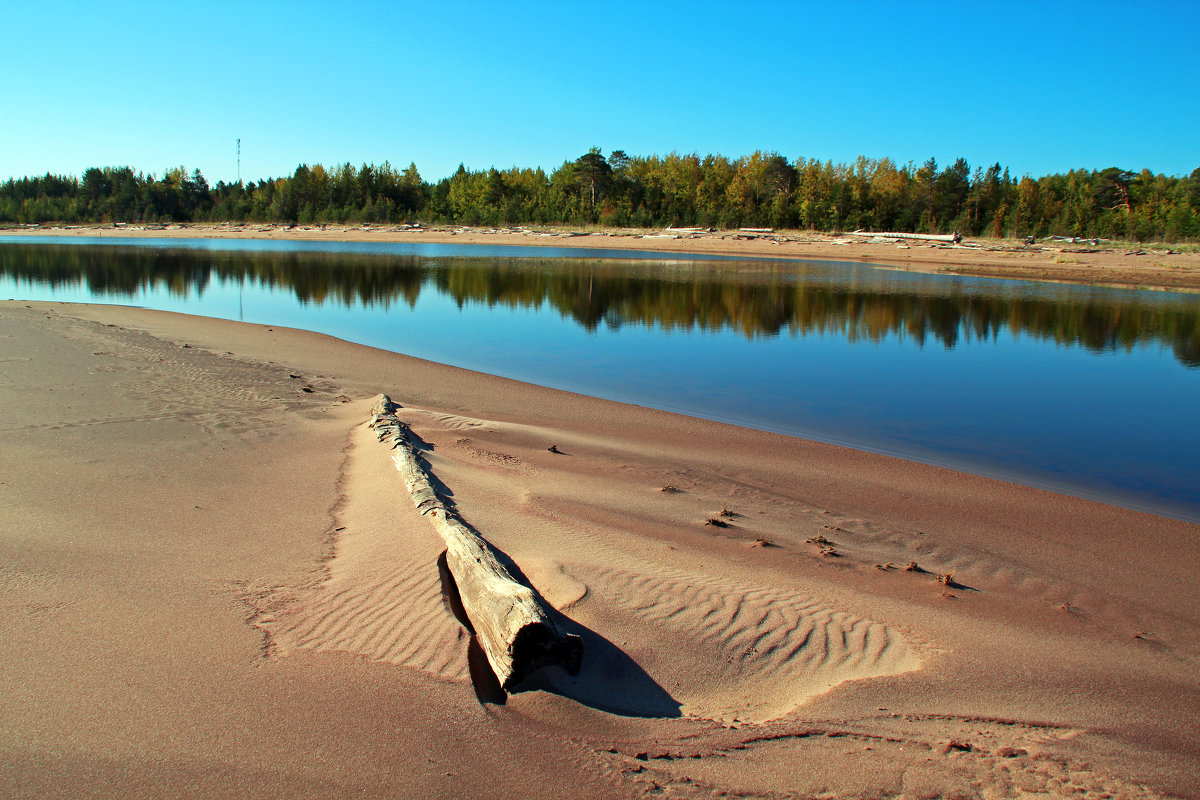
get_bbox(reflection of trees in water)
[3,243,1198,368]
[0,244,426,309]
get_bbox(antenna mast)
[236,138,241,183]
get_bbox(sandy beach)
[5,221,1200,292]
[3,299,1198,799]
[3,232,1200,798]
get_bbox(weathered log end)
[506,623,584,691]
[447,540,584,691]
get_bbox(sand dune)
[3,300,1199,799]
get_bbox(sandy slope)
[2,300,1198,799]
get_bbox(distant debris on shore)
[850,230,958,243]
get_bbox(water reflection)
[3,238,1199,522]
[3,241,1197,367]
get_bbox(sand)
[4,221,1200,292]
[3,236,1200,798]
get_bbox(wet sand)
[2,299,1198,798]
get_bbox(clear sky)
[2,0,1197,185]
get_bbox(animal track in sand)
[520,558,589,611]
[427,412,491,432]
[52,316,346,445]
[447,437,537,474]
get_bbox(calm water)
[3,236,1198,523]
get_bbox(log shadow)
[404,428,436,453]
[907,564,978,593]
[437,550,473,630]
[515,612,684,719]
[941,576,979,593]
[438,551,506,705]
[403,447,459,511]
[466,637,507,705]
[437,550,681,717]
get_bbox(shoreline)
[3,300,1199,798]
[5,221,1200,292]
[5,224,1196,524]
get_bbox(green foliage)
[2,153,1197,242]
[573,147,612,218]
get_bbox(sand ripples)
[573,563,920,722]
[253,558,470,681]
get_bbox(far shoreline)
[3,221,1200,293]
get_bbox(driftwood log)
[849,229,957,242]
[369,394,582,691]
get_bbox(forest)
[2,149,1198,242]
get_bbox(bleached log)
[849,229,957,242]
[369,394,582,691]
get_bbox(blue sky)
[2,0,1197,184]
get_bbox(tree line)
[2,150,1198,241]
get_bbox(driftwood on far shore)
[849,229,957,242]
[369,394,582,691]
